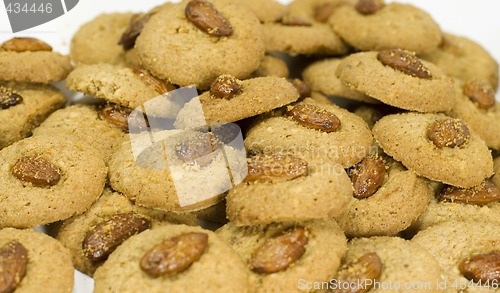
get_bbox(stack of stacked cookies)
[0,0,499,292]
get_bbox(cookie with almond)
[245,96,373,168]
[0,38,72,83]
[373,112,493,188]
[0,228,74,293]
[336,50,455,113]
[55,188,197,276]
[412,220,500,289]
[226,153,353,226]
[339,236,444,293]
[0,81,66,149]
[0,135,107,228]
[338,154,431,237]
[93,225,251,293]
[216,220,347,293]
[330,1,442,53]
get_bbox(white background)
[0,1,499,292]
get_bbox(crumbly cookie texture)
[228,0,286,23]
[330,2,442,53]
[342,236,445,293]
[55,188,197,276]
[285,0,357,24]
[262,22,348,56]
[65,64,180,118]
[412,180,500,232]
[136,0,265,89]
[0,228,74,293]
[420,33,499,90]
[337,157,431,237]
[216,220,347,293]
[0,81,66,149]
[33,104,127,164]
[70,13,134,66]
[0,135,107,228]
[303,58,379,104]
[250,54,289,78]
[373,112,493,188]
[412,220,500,289]
[245,96,373,168]
[336,51,455,113]
[175,76,299,128]
[93,225,251,293]
[446,79,500,150]
[108,130,244,213]
[0,52,72,83]
[226,159,353,225]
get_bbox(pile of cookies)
[0,0,499,292]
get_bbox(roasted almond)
[250,227,308,274]
[1,37,52,52]
[355,0,385,15]
[82,213,152,262]
[463,79,496,110]
[377,49,432,79]
[348,156,386,199]
[246,154,308,183]
[119,13,154,50]
[287,103,341,132]
[140,232,208,277]
[99,104,133,132]
[0,241,28,293]
[12,155,61,187]
[439,181,500,206]
[175,132,218,166]
[132,66,176,94]
[334,252,383,293]
[0,87,22,110]
[427,119,470,148]
[185,0,233,37]
[459,252,500,283]
[290,78,311,99]
[210,75,242,100]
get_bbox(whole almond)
[1,37,52,52]
[463,79,496,110]
[0,88,22,110]
[287,104,341,132]
[250,227,308,274]
[246,154,308,183]
[355,0,385,15]
[140,232,208,277]
[459,252,500,283]
[377,49,432,79]
[334,252,383,293]
[210,75,242,100]
[185,0,233,37]
[12,155,61,187]
[348,156,386,199]
[119,13,154,50]
[82,213,152,262]
[439,181,500,206]
[0,241,28,293]
[99,104,132,132]
[175,133,218,166]
[427,119,470,148]
[132,66,176,94]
